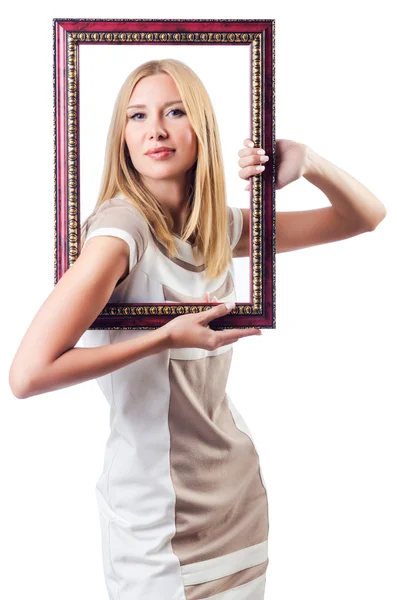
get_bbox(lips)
[145,147,175,155]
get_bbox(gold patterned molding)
[54,28,274,322]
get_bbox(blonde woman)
[9,59,386,600]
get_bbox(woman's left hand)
[238,138,310,191]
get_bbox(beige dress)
[80,194,269,600]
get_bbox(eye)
[128,112,144,121]
[168,109,185,117]
[128,108,185,121]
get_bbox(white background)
[2,2,396,600]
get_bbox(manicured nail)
[248,141,254,147]
[225,302,235,309]
[256,165,265,171]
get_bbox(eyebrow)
[127,100,184,110]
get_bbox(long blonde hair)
[80,58,232,280]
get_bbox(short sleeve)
[82,196,148,273]
[227,206,244,250]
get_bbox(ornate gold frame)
[53,19,275,330]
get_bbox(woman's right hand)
[161,296,262,351]
[238,138,269,191]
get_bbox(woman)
[9,58,386,600]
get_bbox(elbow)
[367,206,387,231]
[8,366,34,399]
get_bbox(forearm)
[13,327,170,399]
[303,148,387,228]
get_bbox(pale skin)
[125,73,198,236]
[234,138,387,258]
[8,76,387,399]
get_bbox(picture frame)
[53,18,275,330]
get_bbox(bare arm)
[8,236,169,399]
[302,147,387,227]
[275,147,387,254]
[12,330,169,399]
[234,141,387,257]
[9,234,254,400]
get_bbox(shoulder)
[86,193,150,239]
[83,193,150,271]
[90,194,147,225]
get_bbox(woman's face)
[125,73,198,186]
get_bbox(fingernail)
[225,302,235,309]
[248,141,254,147]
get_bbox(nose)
[148,115,168,140]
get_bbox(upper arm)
[233,206,370,257]
[275,207,369,253]
[9,197,148,398]
[9,236,130,397]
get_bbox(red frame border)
[53,19,275,330]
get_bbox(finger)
[238,145,268,159]
[218,328,262,342]
[200,302,236,325]
[214,328,262,346]
[238,153,269,168]
[243,138,255,148]
[238,164,266,181]
[229,328,262,338]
